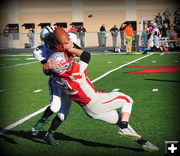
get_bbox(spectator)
[124,23,134,54]
[68,25,77,44]
[77,25,86,47]
[174,8,180,26]
[154,13,162,25]
[175,8,180,16]
[160,24,168,38]
[141,28,148,47]
[110,25,118,47]
[68,25,77,33]
[174,25,180,46]
[27,29,35,48]
[147,23,153,40]
[174,15,180,26]
[99,24,108,47]
[119,24,126,47]
[163,8,171,26]
[3,25,10,48]
[100,24,106,32]
[167,25,175,39]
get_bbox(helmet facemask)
[42,32,60,50]
[40,26,61,50]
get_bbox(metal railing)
[0,31,178,49]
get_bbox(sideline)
[0,53,153,134]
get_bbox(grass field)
[0,52,180,156]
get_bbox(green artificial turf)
[0,53,179,156]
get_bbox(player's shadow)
[0,130,144,152]
[145,78,180,83]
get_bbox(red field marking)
[129,65,180,67]
[127,64,180,73]
[128,67,180,73]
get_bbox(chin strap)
[56,45,68,52]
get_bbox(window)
[6,24,19,40]
[7,24,19,33]
[70,22,83,28]
[54,22,67,28]
[38,23,51,28]
[22,23,35,29]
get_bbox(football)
[54,28,69,45]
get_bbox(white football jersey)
[148,27,160,48]
[33,44,55,62]
[68,32,78,44]
[152,27,160,37]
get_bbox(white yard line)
[0,61,39,69]
[0,53,153,134]
[152,88,159,92]
[33,89,42,93]
[0,90,5,93]
[92,53,153,83]
[0,105,49,134]
[112,88,120,92]
[2,58,20,60]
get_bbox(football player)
[142,23,164,54]
[43,43,159,152]
[32,26,79,139]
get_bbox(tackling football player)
[43,40,159,152]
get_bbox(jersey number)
[60,79,78,95]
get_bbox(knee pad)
[122,100,133,113]
[50,95,61,113]
[57,113,65,121]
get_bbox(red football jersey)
[57,61,98,106]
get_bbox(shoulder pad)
[33,45,45,62]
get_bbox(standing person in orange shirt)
[124,23,134,54]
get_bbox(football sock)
[42,106,53,119]
[39,117,47,122]
[136,138,147,145]
[48,115,63,132]
[116,120,128,129]
[160,47,163,52]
